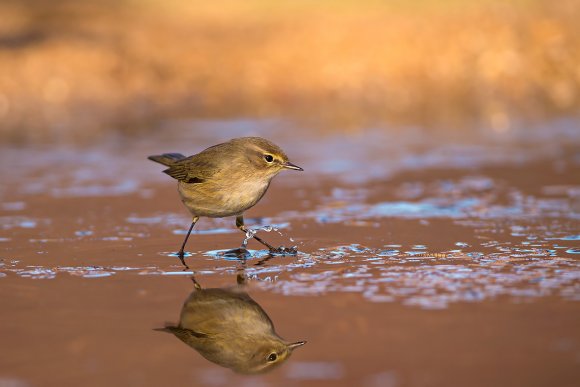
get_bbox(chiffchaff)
[156,276,306,374]
[148,137,303,266]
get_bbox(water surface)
[1,119,579,386]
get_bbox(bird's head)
[232,137,303,178]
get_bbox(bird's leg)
[190,275,202,290]
[178,216,199,267]
[236,271,248,285]
[254,254,275,266]
[236,215,276,251]
[236,259,248,285]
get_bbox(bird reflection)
[156,267,305,374]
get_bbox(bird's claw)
[223,248,252,259]
[268,246,298,255]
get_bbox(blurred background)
[1,0,579,143]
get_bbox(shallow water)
[1,119,579,386]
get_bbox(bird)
[156,275,306,374]
[148,137,303,266]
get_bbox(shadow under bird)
[148,137,303,266]
[156,276,306,374]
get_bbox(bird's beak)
[287,341,307,350]
[282,161,303,171]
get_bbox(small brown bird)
[148,137,303,265]
[156,275,306,374]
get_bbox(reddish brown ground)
[1,127,579,386]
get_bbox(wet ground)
[1,119,579,386]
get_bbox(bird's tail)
[147,153,186,166]
[153,326,176,333]
[153,325,208,340]
[153,322,180,334]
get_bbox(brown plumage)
[155,277,305,374]
[148,137,303,266]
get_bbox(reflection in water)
[156,271,305,374]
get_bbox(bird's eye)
[267,353,277,362]
[264,154,274,163]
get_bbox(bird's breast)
[224,179,270,211]
[178,178,271,217]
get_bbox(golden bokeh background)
[1,0,579,143]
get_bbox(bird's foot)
[223,247,252,259]
[179,257,189,270]
[268,246,298,255]
[176,250,190,269]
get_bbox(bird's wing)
[162,142,235,183]
[162,156,220,184]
